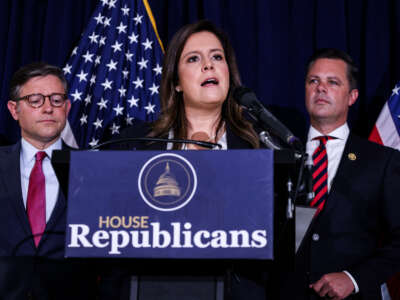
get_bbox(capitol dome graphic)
[153,162,181,197]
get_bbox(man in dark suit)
[279,49,400,299]
[0,62,98,299]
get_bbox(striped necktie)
[310,136,336,213]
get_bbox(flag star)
[97,98,109,109]
[63,64,72,75]
[144,103,156,114]
[392,85,400,96]
[121,4,130,16]
[71,89,82,102]
[128,95,139,107]
[110,123,120,135]
[90,74,96,86]
[126,114,134,125]
[103,17,111,27]
[133,14,143,25]
[122,68,129,79]
[94,13,104,24]
[71,47,78,56]
[88,31,99,44]
[153,64,162,75]
[99,36,106,46]
[84,95,92,106]
[76,70,88,82]
[94,55,101,66]
[116,22,127,34]
[106,59,118,71]
[142,38,153,50]
[80,114,88,125]
[137,57,148,70]
[149,83,159,95]
[111,41,123,52]
[125,50,133,62]
[100,0,108,6]
[107,0,117,8]
[82,51,94,63]
[113,104,124,116]
[118,86,127,97]
[128,32,138,43]
[93,118,103,129]
[89,138,99,148]
[132,77,144,88]
[101,78,113,90]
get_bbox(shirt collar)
[21,137,62,162]
[307,123,349,142]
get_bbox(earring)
[175,86,182,92]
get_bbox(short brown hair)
[9,62,67,100]
[306,48,358,90]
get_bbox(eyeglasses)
[14,93,67,108]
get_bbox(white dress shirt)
[20,138,61,223]
[306,123,359,293]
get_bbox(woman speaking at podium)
[118,20,262,151]
[111,20,271,300]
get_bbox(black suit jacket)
[279,134,400,300]
[0,141,98,300]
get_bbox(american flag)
[369,84,400,299]
[61,0,163,149]
[369,83,400,150]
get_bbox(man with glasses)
[0,62,98,299]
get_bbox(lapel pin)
[348,153,356,161]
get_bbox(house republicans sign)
[65,150,274,259]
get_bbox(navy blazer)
[279,134,400,300]
[0,141,98,299]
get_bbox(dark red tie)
[27,151,46,247]
[311,136,335,213]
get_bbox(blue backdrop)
[1,0,399,145]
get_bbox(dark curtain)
[1,0,400,145]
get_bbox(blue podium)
[52,149,298,300]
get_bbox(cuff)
[343,270,359,293]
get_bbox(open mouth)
[201,78,219,86]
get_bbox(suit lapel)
[0,142,34,240]
[226,126,252,149]
[321,134,359,216]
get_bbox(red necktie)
[311,136,335,213]
[27,151,46,247]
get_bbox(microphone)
[92,137,222,150]
[233,86,303,151]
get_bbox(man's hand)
[309,272,355,300]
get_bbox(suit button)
[312,233,319,241]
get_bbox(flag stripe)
[374,102,400,148]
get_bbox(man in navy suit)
[0,62,98,299]
[279,49,400,299]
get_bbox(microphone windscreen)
[233,86,254,107]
